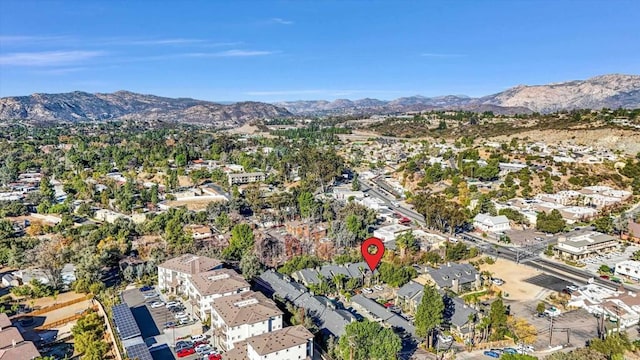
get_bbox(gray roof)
[448,296,477,329]
[346,262,370,278]
[397,281,423,301]
[351,294,415,336]
[427,263,478,289]
[256,270,353,337]
[292,268,321,285]
[257,270,306,302]
[319,264,351,279]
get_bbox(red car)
[600,275,610,280]
[177,347,196,358]
[194,340,209,347]
[208,354,222,360]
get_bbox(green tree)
[536,302,546,315]
[588,332,632,360]
[39,176,55,201]
[488,298,508,340]
[502,354,538,360]
[352,173,361,191]
[297,191,316,219]
[545,347,606,360]
[536,209,566,234]
[0,220,14,240]
[337,320,401,360]
[239,251,262,280]
[415,284,444,348]
[593,216,614,234]
[223,224,255,260]
[396,231,418,258]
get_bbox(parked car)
[140,285,154,292]
[566,284,579,292]
[483,350,500,358]
[179,317,192,325]
[544,307,561,317]
[174,312,189,319]
[503,348,518,354]
[191,334,207,342]
[165,301,180,308]
[150,301,165,308]
[196,345,212,354]
[362,288,373,294]
[438,334,453,343]
[492,278,505,286]
[175,341,193,350]
[373,285,384,291]
[206,354,222,360]
[143,292,158,299]
[163,321,176,329]
[177,347,196,358]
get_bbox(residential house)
[473,214,510,233]
[351,294,415,336]
[424,263,481,293]
[0,313,41,360]
[554,232,619,260]
[622,220,640,243]
[210,291,283,351]
[184,224,214,240]
[396,281,425,314]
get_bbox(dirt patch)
[165,198,223,211]
[480,258,548,301]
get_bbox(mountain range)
[276,74,640,115]
[0,90,292,126]
[0,74,638,124]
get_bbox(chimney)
[12,339,16,347]
[190,257,200,274]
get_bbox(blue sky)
[0,0,638,102]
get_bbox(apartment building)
[224,326,314,360]
[210,291,283,351]
[554,232,619,260]
[228,172,266,186]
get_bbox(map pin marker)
[361,237,385,272]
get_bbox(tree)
[545,347,606,360]
[415,284,444,348]
[536,302,546,315]
[536,210,566,234]
[588,332,632,360]
[593,216,614,234]
[0,220,14,240]
[337,320,401,360]
[297,191,316,220]
[239,251,262,280]
[223,224,255,260]
[72,310,108,360]
[27,238,67,290]
[351,173,361,191]
[488,298,508,340]
[39,175,55,201]
[508,317,537,345]
[501,355,538,360]
[396,231,418,258]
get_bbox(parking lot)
[524,273,575,292]
[121,288,207,360]
[578,244,640,277]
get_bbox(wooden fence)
[35,305,98,330]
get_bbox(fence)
[15,294,92,318]
[35,305,98,330]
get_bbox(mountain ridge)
[275,74,640,115]
[1,74,638,122]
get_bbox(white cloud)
[0,50,105,66]
[30,67,87,75]
[0,35,71,44]
[269,18,293,25]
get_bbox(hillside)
[0,91,292,126]
[276,74,640,115]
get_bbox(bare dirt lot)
[480,259,549,302]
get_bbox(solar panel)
[112,304,141,340]
[125,342,153,360]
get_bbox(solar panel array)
[125,343,153,360]
[112,304,141,340]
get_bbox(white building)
[473,214,511,233]
[373,224,412,242]
[615,260,640,281]
[210,291,283,351]
[224,325,314,360]
[554,232,619,260]
[157,254,223,295]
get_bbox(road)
[359,178,426,226]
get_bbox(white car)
[191,334,207,342]
[544,307,561,317]
[196,345,212,354]
[438,334,453,343]
[150,301,165,308]
[492,278,505,286]
[373,285,384,291]
[174,312,189,319]
[362,288,373,294]
[165,301,180,309]
[566,284,579,292]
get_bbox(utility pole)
[549,315,554,347]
